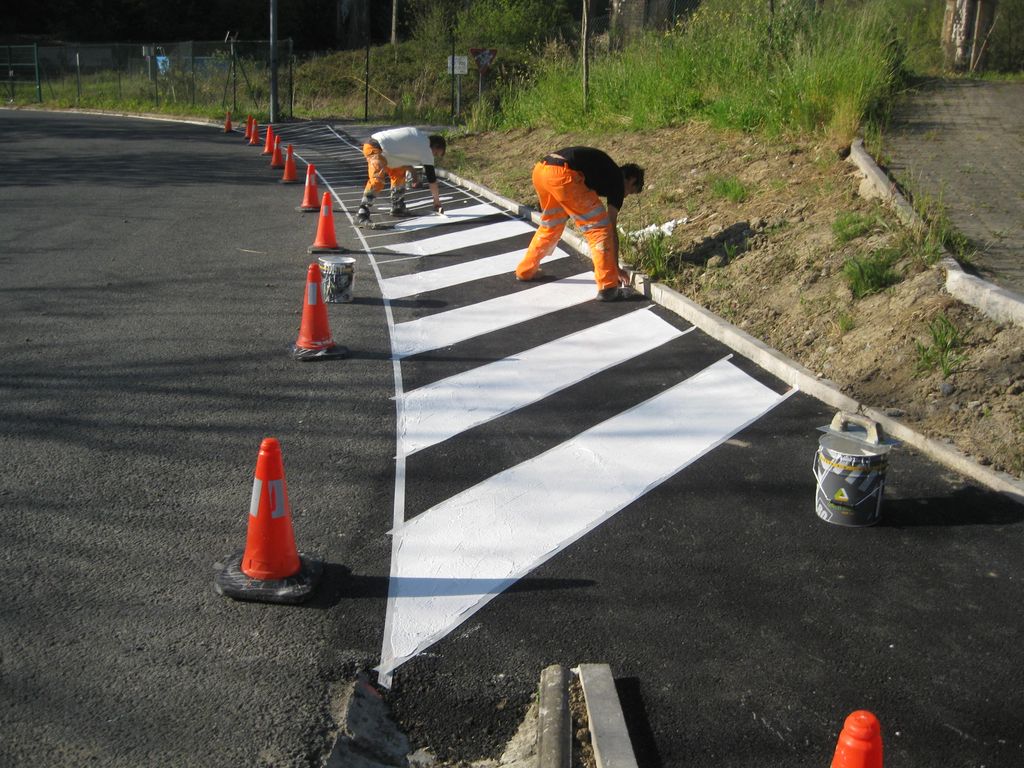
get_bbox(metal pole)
[451,23,456,122]
[364,37,370,121]
[269,0,279,123]
[34,43,42,102]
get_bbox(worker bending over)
[357,127,447,225]
[516,147,644,302]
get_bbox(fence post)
[33,43,42,102]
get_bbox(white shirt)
[371,127,434,167]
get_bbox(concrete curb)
[438,169,1024,505]
[537,664,571,768]
[847,138,1024,329]
[575,665,639,768]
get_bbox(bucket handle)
[829,412,885,446]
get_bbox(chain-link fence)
[4,40,293,117]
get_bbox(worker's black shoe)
[596,286,623,302]
[356,207,371,225]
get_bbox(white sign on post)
[447,55,469,75]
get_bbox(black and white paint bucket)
[318,255,355,303]
[813,413,893,527]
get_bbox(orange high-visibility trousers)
[516,161,618,289]
[362,143,408,195]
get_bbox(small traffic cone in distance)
[297,164,320,211]
[249,119,260,146]
[270,135,284,169]
[280,144,299,183]
[223,110,232,133]
[831,710,883,768]
[262,124,275,155]
[292,262,348,361]
[213,437,322,604]
[308,192,347,254]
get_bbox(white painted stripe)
[380,247,570,299]
[390,272,595,358]
[388,202,505,233]
[376,358,792,682]
[399,309,690,454]
[382,218,535,255]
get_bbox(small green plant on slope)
[832,211,880,243]
[709,175,749,203]
[915,314,970,378]
[842,248,901,298]
[621,229,673,281]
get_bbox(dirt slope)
[447,125,1024,480]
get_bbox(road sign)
[469,48,498,74]
[447,55,468,76]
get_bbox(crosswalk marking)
[382,218,535,255]
[387,202,506,233]
[398,308,691,455]
[390,272,596,359]
[377,357,793,684]
[379,247,570,299]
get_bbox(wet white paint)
[398,309,691,454]
[377,357,793,684]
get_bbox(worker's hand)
[433,203,445,215]
[617,267,631,287]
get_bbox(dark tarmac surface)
[885,78,1024,294]
[1,109,1022,768]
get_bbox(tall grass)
[499,0,917,140]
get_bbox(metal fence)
[3,40,293,117]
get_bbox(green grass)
[915,314,970,378]
[709,176,749,204]
[843,248,902,298]
[832,211,880,243]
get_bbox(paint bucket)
[317,255,355,303]
[813,413,893,527]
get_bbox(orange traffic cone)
[280,144,299,183]
[308,192,346,254]
[270,135,284,169]
[831,711,883,768]
[223,110,232,133]
[292,262,349,361]
[243,115,252,142]
[213,437,322,604]
[297,164,320,211]
[249,119,260,146]
[262,124,275,155]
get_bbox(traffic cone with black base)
[308,192,347,254]
[830,710,883,768]
[292,262,349,361]
[214,438,322,604]
[297,164,320,210]
[280,144,299,183]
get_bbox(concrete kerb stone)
[574,664,639,768]
[537,664,571,768]
[847,138,1024,329]
[439,168,1024,505]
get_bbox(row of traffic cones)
[214,111,355,603]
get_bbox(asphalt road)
[1,110,1022,768]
